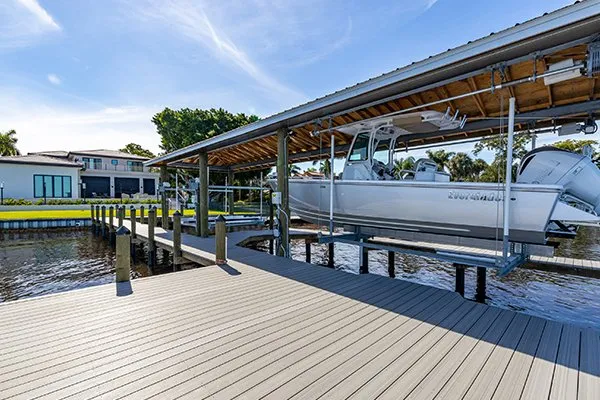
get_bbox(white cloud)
[47,73,61,85]
[425,0,438,10]
[0,0,61,49]
[129,0,305,103]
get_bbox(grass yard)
[0,209,230,220]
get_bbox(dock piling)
[215,215,227,265]
[476,266,487,303]
[173,211,183,270]
[328,242,334,268]
[95,205,100,236]
[388,251,395,278]
[101,206,106,239]
[305,239,311,264]
[147,207,156,269]
[115,226,131,282]
[90,205,96,234]
[359,242,368,274]
[455,264,465,297]
[139,205,145,225]
[130,206,137,239]
[109,206,115,246]
[118,205,124,228]
[269,191,274,254]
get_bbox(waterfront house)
[0,149,159,200]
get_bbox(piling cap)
[130,205,135,209]
[116,226,131,235]
[173,211,181,217]
[216,215,226,223]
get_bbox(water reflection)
[0,230,174,302]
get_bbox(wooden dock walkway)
[0,223,599,399]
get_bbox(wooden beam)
[541,58,553,107]
[467,77,488,117]
[502,66,519,111]
[434,86,456,113]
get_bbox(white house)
[0,149,159,201]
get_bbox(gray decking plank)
[549,324,582,400]
[578,328,600,400]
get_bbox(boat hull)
[278,179,563,244]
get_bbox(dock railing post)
[147,207,156,269]
[476,266,487,303]
[115,226,131,282]
[118,205,124,228]
[90,204,96,234]
[215,215,227,264]
[101,205,106,239]
[388,251,395,278]
[109,206,115,246]
[140,205,145,225]
[455,264,465,297]
[173,211,183,270]
[95,205,101,236]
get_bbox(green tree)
[152,107,259,153]
[472,158,489,181]
[0,130,20,156]
[288,164,301,177]
[448,152,474,181]
[393,156,416,178]
[426,149,455,172]
[473,133,532,161]
[120,143,155,158]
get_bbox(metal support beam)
[160,166,169,229]
[276,128,289,257]
[228,170,235,215]
[503,97,516,260]
[199,152,209,237]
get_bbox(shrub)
[1,198,33,206]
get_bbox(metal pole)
[224,175,228,213]
[503,97,516,260]
[148,207,156,269]
[228,170,234,215]
[329,133,335,235]
[259,171,263,217]
[160,166,169,230]
[175,172,179,212]
[199,152,209,237]
[531,134,537,150]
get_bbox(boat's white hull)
[281,179,564,244]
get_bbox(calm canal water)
[1,227,600,330]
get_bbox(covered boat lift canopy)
[147,0,600,277]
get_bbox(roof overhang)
[147,0,600,171]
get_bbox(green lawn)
[0,209,230,220]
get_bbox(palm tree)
[288,163,301,177]
[426,149,455,172]
[393,156,415,178]
[471,158,489,181]
[312,158,332,178]
[0,130,20,156]
[448,152,474,181]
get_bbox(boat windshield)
[348,132,370,161]
[373,139,390,165]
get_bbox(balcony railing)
[82,162,150,173]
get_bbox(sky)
[0,0,582,162]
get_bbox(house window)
[33,175,72,198]
[82,157,102,169]
[111,160,119,165]
[127,161,143,172]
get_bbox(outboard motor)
[517,147,600,214]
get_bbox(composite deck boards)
[0,223,598,399]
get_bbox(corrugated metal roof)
[147,0,600,167]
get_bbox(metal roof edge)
[146,0,600,167]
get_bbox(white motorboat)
[274,111,600,245]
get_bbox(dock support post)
[139,205,145,225]
[328,242,334,268]
[276,127,289,257]
[194,179,201,236]
[359,241,368,274]
[115,226,131,282]
[101,206,106,239]
[228,170,235,215]
[269,189,274,254]
[199,152,209,238]
[109,206,115,246]
[90,205,96,234]
[147,208,156,269]
[95,205,100,236]
[455,264,465,297]
[388,251,395,278]
[160,166,169,229]
[476,266,487,303]
[305,239,311,263]
[173,211,183,270]
[153,206,159,227]
[502,97,516,261]
[215,215,227,264]
[118,205,124,228]
[130,207,137,263]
